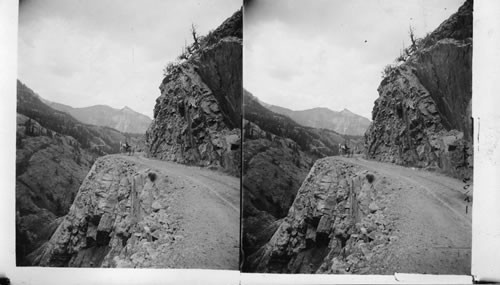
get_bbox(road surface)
[120,154,240,270]
[337,156,472,274]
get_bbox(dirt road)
[337,156,472,274]
[118,154,240,270]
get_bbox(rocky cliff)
[246,157,397,273]
[266,104,371,137]
[145,10,241,176]
[364,0,472,179]
[28,156,178,267]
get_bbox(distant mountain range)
[263,103,371,136]
[45,101,152,134]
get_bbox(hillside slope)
[16,113,95,265]
[17,80,140,154]
[16,80,142,265]
[364,0,472,180]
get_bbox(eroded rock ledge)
[29,156,179,267]
[247,158,397,274]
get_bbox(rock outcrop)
[364,0,472,179]
[247,158,397,273]
[145,10,241,176]
[29,156,181,267]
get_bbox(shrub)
[381,64,397,79]
[163,62,178,76]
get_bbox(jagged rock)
[27,156,181,268]
[364,0,472,180]
[246,157,395,274]
[145,10,241,176]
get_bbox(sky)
[18,0,241,118]
[244,0,465,119]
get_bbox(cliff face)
[364,0,472,179]
[29,156,178,267]
[247,158,397,273]
[145,11,241,176]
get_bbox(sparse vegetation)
[383,25,429,78]
[191,24,200,50]
[381,64,397,79]
[163,23,202,77]
[399,25,420,61]
[162,22,221,77]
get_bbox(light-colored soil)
[337,156,472,274]
[119,154,240,270]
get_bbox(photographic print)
[16,0,241,269]
[242,0,472,274]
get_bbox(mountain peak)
[263,102,370,136]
